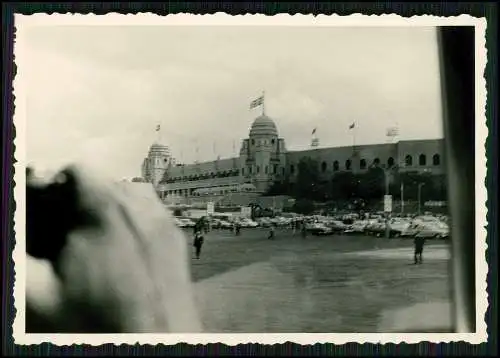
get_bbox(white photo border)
[12,13,489,345]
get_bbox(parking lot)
[186,228,453,333]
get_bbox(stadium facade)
[140,114,445,205]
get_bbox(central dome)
[249,114,278,137]
[148,142,170,156]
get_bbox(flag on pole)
[156,124,161,132]
[386,127,399,137]
[250,95,264,109]
[312,128,317,135]
[349,122,355,130]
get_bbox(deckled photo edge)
[10,12,489,346]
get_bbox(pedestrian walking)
[268,225,275,240]
[301,222,307,239]
[193,231,204,259]
[414,236,425,264]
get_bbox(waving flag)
[312,128,317,135]
[349,122,355,130]
[250,95,264,109]
[386,127,399,137]
[156,124,161,132]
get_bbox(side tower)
[245,114,287,193]
[142,142,174,188]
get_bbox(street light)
[370,163,395,239]
[418,182,425,215]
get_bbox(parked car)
[415,221,450,239]
[345,220,368,234]
[239,218,259,228]
[327,220,350,234]
[256,217,272,228]
[219,220,233,230]
[365,221,387,237]
[175,218,195,228]
[388,219,411,238]
[400,223,422,238]
[306,222,333,236]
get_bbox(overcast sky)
[22,25,443,179]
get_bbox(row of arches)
[251,138,277,146]
[164,184,257,197]
[289,153,441,174]
[164,153,442,184]
[242,164,285,176]
[165,169,239,183]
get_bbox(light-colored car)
[365,221,387,237]
[256,217,272,227]
[239,218,259,228]
[388,219,411,237]
[219,220,233,229]
[327,220,350,234]
[306,222,333,236]
[175,218,195,228]
[415,221,450,239]
[347,220,369,234]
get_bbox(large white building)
[140,113,445,206]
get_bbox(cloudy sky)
[22,25,443,179]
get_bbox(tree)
[295,157,321,200]
[292,199,315,215]
[357,167,385,200]
[331,171,357,200]
[264,179,290,196]
[399,172,447,201]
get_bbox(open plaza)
[187,228,452,333]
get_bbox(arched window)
[282,167,285,176]
[290,164,295,174]
[321,161,327,172]
[271,138,275,145]
[419,154,427,166]
[433,154,440,166]
[251,139,255,145]
[265,166,268,174]
[241,168,245,175]
[405,155,413,167]
[257,166,260,174]
[249,166,252,174]
[387,157,395,168]
[333,160,339,171]
[373,158,380,166]
[273,164,278,174]
[345,159,352,170]
[360,159,367,170]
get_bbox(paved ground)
[185,228,453,333]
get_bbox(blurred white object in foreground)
[26,163,202,333]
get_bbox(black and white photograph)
[13,14,487,345]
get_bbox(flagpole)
[401,182,404,215]
[232,139,237,169]
[262,90,266,116]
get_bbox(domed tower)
[240,114,287,193]
[142,142,174,188]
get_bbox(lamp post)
[371,163,394,239]
[383,168,391,239]
[418,182,425,215]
